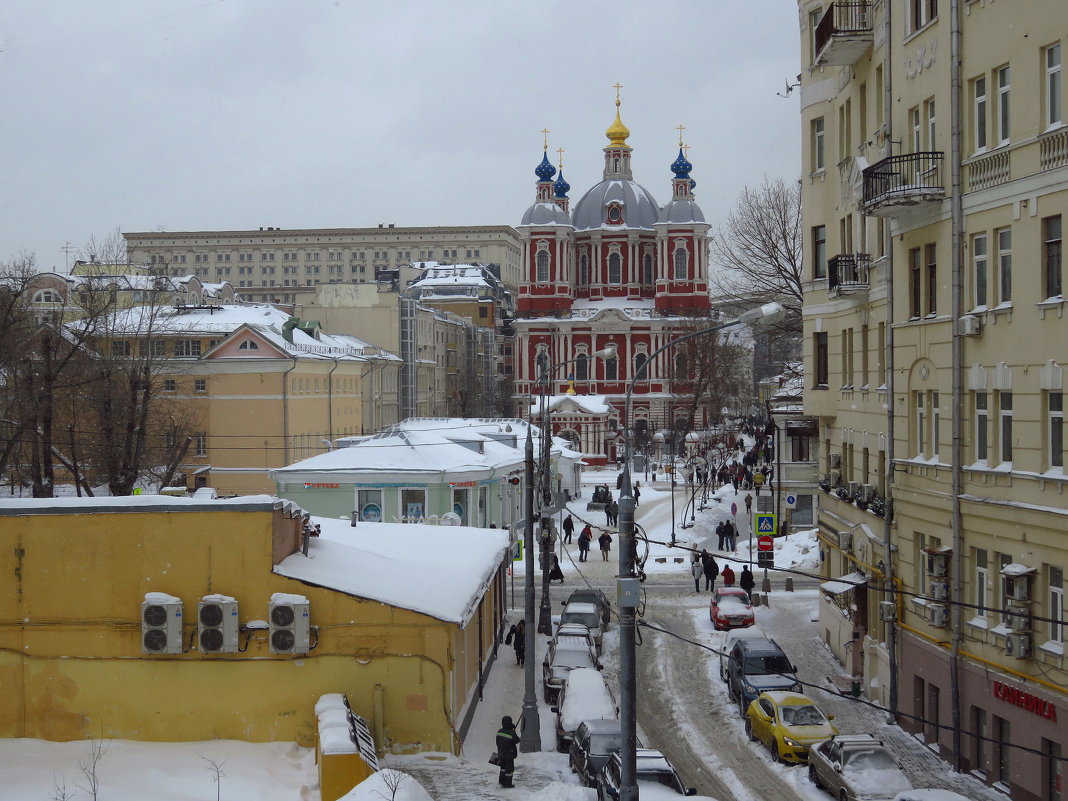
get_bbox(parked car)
[569,718,623,788]
[892,792,969,801]
[565,587,612,626]
[808,734,913,801]
[709,586,755,631]
[553,667,617,752]
[555,622,596,650]
[597,749,702,801]
[725,637,801,716]
[719,627,769,681]
[543,635,600,703]
[743,691,837,764]
[559,601,604,649]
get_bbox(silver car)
[808,734,913,801]
[542,636,600,703]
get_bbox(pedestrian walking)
[604,496,614,526]
[633,482,641,506]
[721,563,736,587]
[598,530,613,561]
[716,520,727,551]
[549,553,565,584]
[744,493,753,516]
[607,500,619,526]
[701,550,719,591]
[740,565,756,597]
[691,556,702,593]
[726,519,738,551]
[562,514,575,544]
[578,524,592,562]
[505,619,526,665]
[495,716,520,788]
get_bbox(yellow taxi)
[744,691,837,764]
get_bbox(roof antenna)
[777,75,801,98]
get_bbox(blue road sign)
[755,513,776,534]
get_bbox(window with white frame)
[673,247,688,280]
[1044,215,1062,299]
[194,378,206,393]
[1049,391,1064,469]
[915,392,926,458]
[811,116,825,171]
[930,391,940,459]
[195,432,207,457]
[1045,43,1062,128]
[536,249,549,283]
[812,225,827,279]
[972,233,988,308]
[808,7,823,64]
[999,391,1013,464]
[975,392,989,463]
[976,549,988,621]
[909,106,921,153]
[643,252,654,285]
[925,97,937,149]
[579,253,589,286]
[608,252,622,284]
[634,352,649,381]
[574,353,589,382]
[996,66,1011,144]
[1050,566,1064,644]
[973,75,987,152]
[174,339,201,357]
[996,227,1012,303]
[604,357,618,382]
[909,0,937,33]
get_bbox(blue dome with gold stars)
[553,170,570,199]
[535,152,557,182]
[670,148,693,179]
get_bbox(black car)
[568,718,622,787]
[597,749,699,800]
[564,587,612,626]
[724,637,801,716]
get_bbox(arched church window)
[536,351,549,380]
[673,247,688,280]
[604,357,618,381]
[536,250,550,283]
[608,206,622,224]
[580,254,589,285]
[608,253,622,285]
[634,353,649,381]
[575,353,589,382]
[614,157,620,172]
[643,253,654,285]
[674,351,689,379]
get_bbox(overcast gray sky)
[1,0,801,271]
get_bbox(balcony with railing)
[814,2,873,66]
[862,152,945,217]
[828,254,871,294]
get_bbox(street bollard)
[784,577,794,592]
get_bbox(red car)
[709,587,755,631]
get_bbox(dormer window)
[607,205,623,224]
[238,339,259,350]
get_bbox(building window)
[536,250,549,283]
[163,379,176,392]
[574,353,589,382]
[672,248,687,280]
[1049,391,1064,469]
[110,340,131,357]
[607,205,622,224]
[926,243,937,315]
[1043,215,1062,299]
[975,391,989,463]
[996,227,1012,303]
[930,390,940,459]
[973,75,987,152]
[1050,566,1065,644]
[811,117,825,171]
[972,233,988,308]
[634,352,648,381]
[910,247,922,318]
[909,106,921,153]
[174,340,201,357]
[808,7,823,64]
[814,332,828,387]
[604,357,618,382]
[915,392,926,458]
[579,253,589,286]
[925,97,937,149]
[996,65,1011,144]
[997,717,1011,784]
[238,339,259,350]
[643,253,654,285]
[195,432,207,457]
[975,549,988,621]
[812,225,827,279]
[149,340,166,357]
[999,391,1013,464]
[609,252,622,284]
[1045,43,1062,128]
[195,378,206,392]
[910,0,937,33]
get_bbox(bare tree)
[710,176,804,382]
[77,736,110,801]
[49,773,75,801]
[670,315,753,433]
[201,755,227,801]
[370,768,410,801]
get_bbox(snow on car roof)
[563,602,598,614]
[759,690,814,704]
[560,668,616,731]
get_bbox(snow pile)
[343,769,434,801]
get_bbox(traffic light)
[758,551,774,569]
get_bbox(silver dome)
[657,197,706,224]
[520,201,572,227]
[571,179,660,231]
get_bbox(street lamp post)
[616,302,784,801]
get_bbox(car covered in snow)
[596,749,702,801]
[743,691,837,764]
[709,586,755,631]
[808,734,913,801]
[568,718,623,788]
[718,627,769,681]
[553,667,617,752]
[555,622,597,650]
[542,635,600,703]
[564,587,612,626]
[559,601,604,649]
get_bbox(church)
[512,95,715,465]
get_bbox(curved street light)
[614,301,785,801]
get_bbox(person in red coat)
[721,563,736,587]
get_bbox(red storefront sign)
[303,482,340,489]
[992,680,1057,722]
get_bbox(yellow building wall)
[0,504,492,753]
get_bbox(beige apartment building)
[800,2,1066,799]
[124,224,524,303]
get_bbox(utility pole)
[519,424,540,752]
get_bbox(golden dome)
[605,99,630,147]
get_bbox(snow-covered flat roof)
[274,517,510,626]
[0,493,282,515]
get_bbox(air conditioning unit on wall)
[829,453,842,469]
[142,594,184,654]
[860,484,876,503]
[1004,575,1033,601]
[928,603,949,628]
[928,579,949,601]
[838,531,853,550]
[269,593,310,655]
[927,552,949,577]
[1006,606,1032,632]
[956,315,983,336]
[198,595,239,653]
[1005,632,1033,659]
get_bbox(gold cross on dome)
[613,82,623,104]
[677,124,686,147]
[541,128,550,150]
[683,143,692,157]
[556,147,565,168]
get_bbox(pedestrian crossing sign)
[755,513,776,534]
[513,541,523,561]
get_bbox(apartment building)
[799,2,1066,799]
[123,224,524,304]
